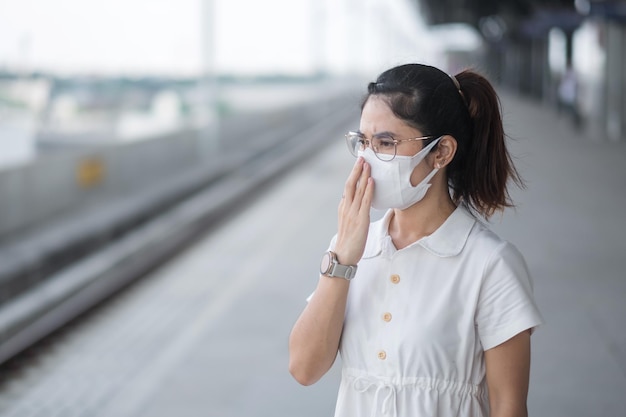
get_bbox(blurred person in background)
[557,65,582,128]
[289,63,543,417]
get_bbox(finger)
[352,161,370,208]
[338,191,347,211]
[343,157,364,201]
[359,177,374,215]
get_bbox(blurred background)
[0,0,625,416]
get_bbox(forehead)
[359,96,420,136]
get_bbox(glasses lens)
[345,133,362,157]
[372,137,396,161]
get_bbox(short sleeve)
[475,241,544,350]
[327,234,338,252]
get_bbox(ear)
[433,135,457,169]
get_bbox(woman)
[289,63,543,417]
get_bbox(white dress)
[328,207,544,417]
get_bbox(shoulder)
[466,225,535,303]
[465,220,529,276]
[467,220,517,256]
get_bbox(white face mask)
[358,137,441,210]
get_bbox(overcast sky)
[0,0,433,77]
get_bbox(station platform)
[0,88,624,416]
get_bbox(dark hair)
[362,63,523,218]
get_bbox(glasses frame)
[345,131,436,161]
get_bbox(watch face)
[320,252,332,274]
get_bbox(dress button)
[382,312,392,322]
[390,274,400,284]
[377,350,387,360]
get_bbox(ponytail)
[454,70,523,217]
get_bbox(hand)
[334,157,374,265]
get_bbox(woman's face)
[359,95,434,186]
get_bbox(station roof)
[417,0,625,40]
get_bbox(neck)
[388,189,457,250]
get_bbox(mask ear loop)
[408,136,441,160]
[407,158,440,194]
[407,136,442,189]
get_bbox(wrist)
[320,251,358,280]
[332,245,360,267]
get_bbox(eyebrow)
[356,130,397,138]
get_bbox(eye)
[376,137,396,148]
[351,135,367,148]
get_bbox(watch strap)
[328,262,357,280]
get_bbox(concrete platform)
[0,89,624,416]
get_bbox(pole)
[198,0,219,159]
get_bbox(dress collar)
[370,206,476,258]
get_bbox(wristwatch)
[320,251,358,280]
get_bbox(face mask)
[358,137,441,210]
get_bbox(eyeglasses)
[345,131,435,161]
